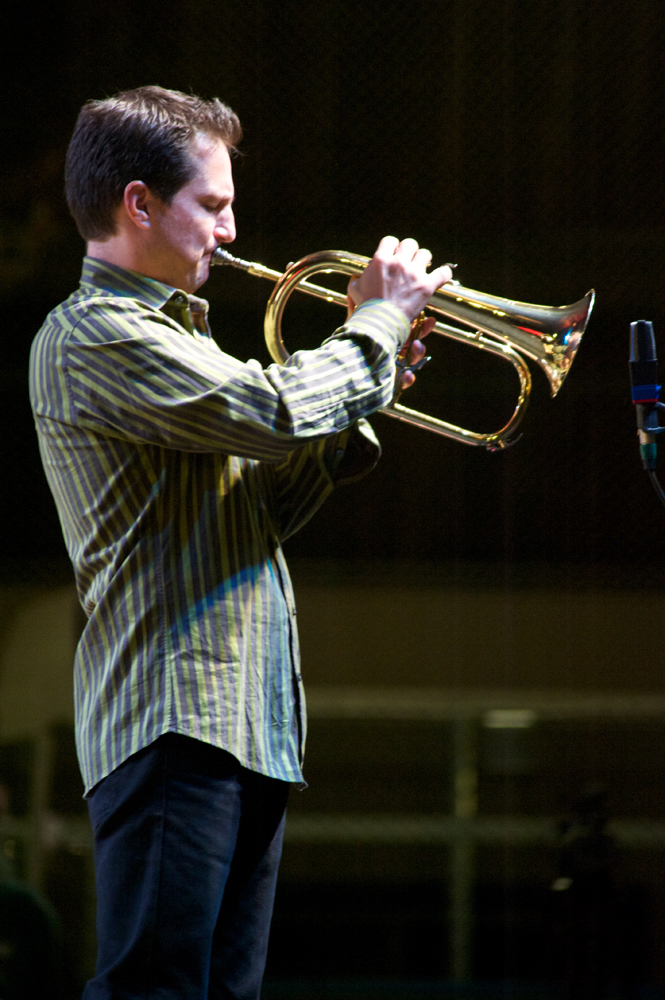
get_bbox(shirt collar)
[80,256,211,335]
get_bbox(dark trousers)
[82,733,289,1000]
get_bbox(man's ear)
[123,181,153,231]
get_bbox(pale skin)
[87,134,453,387]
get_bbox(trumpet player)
[29,85,452,1000]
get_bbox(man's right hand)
[348,236,453,324]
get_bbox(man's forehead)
[184,134,234,191]
[189,132,230,163]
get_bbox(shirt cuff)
[325,298,411,356]
[326,419,382,486]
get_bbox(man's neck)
[87,235,144,275]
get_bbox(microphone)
[629,320,661,470]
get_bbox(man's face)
[148,134,236,293]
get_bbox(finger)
[375,235,400,259]
[409,339,426,364]
[395,237,420,260]
[418,317,437,338]
[346,292,356,321]
[400,370,416,389]
[347,277,361,304]
[413,247,433,268]
[428,264,454,290]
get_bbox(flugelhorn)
[212,247,594,450]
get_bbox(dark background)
[2,0,664,580]
[1,0,665,995]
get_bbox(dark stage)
[0,1,664,996]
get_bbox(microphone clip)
[630,319,664,471]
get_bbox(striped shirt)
[29,257,409,793]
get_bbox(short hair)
[65,85,242,241]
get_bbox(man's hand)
[397,334,428,391]
[348,236,453,323]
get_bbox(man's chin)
[185,260,210,293]
[196,257,213,289]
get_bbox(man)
[29,86,451,999]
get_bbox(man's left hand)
[344,302,435,393]
[398,322,435,391]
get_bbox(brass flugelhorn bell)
[212,247,594,450]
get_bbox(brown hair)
[65,85,242,241]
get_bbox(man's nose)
[215,209,236,244]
